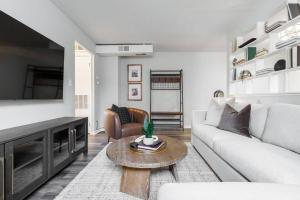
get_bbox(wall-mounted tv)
[0,11,65,100]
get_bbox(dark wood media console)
[0,117,88,200]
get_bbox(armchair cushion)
[118,107,131,125]
[111,104,119,113]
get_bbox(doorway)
[75,42,94,133]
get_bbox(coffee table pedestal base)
[120,167,151,200]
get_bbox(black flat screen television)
[0,11,65,100]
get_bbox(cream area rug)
[55,143,219,200]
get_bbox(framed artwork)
[128,64,142,82]
[128,83,142,101]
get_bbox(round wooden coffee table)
[106,135,187,200]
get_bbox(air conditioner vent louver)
[96,44,153,56]
[119,45,130,52]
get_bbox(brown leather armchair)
[104,108,149,141]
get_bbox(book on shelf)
[246,47,257,61]
[238,38,256,48]
[130,139,165,151]
[291,46,300,68]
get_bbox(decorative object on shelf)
[246,47,257,61]
[276,36,300,49]
[256,68,274,76]
[287,3,300,20]
[213,90,224,98]
[274,59,286,71]
[239,70,252,80]
[128,83,142,101]
[255,48,269,58]
[265,21,286,33]
[235,59,246,66]
[238,38,257,48]
[128,64,142,82]
[232,58,238,66]
[231,39,237,53]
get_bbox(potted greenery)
[143,119,157,145]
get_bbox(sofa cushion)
[249,104,269,139]
[193,123,256,149]
[204,98,235,127]
[218,104,251,137]
[214,138,300,184]
[262,103,300,154]
[118,107,131,125]
[158,183,300,200]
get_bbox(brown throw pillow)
[217,104,251,137]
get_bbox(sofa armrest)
[192,110,207,126]
[158,183,300,200]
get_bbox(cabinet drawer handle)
[11,154,14,194]
[0,157,3,200]
[73,129,77,150]
[69,130,73,153]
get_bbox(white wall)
[0,0,95,130]
[96,56,120,128]
[119,52,227,128]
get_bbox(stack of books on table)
[256,68,274,76]
[130,139,165,151]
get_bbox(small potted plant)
[143,119,157,145]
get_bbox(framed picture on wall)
[128,64,142,82]
[128,83,142,101]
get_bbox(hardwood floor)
[26,130,191,200]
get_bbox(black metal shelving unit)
[150,70,184,130]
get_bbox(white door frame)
[75,41,96,133]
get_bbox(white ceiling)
[51,0,286,51]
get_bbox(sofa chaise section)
[158,182,300,200]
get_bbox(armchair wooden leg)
[108,136,110,143]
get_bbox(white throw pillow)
[262,103,300,154]
[204,98,235,127]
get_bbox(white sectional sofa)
[158,103,300,200]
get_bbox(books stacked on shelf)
[230,68,237,81]
[265,21,286,33]
[255,48,269,58]
[256,68,274,76]
[233,58,246,66]
[276,37,300,49]
[130,139,165,151]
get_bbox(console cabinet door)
[71,119,88,156]
[5,132,48,200]
[50,125,72,175]
[0,145,4,200]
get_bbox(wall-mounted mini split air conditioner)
[95,44,153,56]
